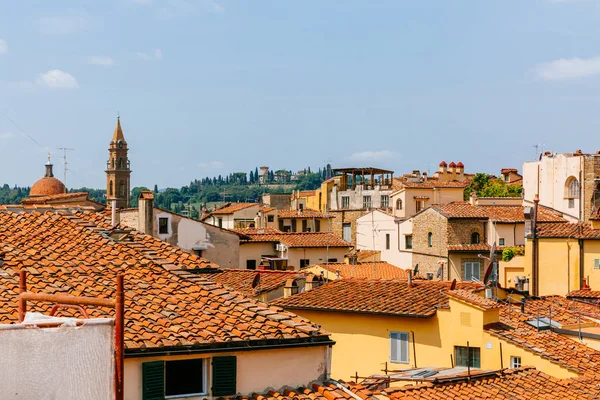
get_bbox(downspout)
[579,237,585,289]
[532,195,540,296]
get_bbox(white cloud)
[0,39,7,54]
[536,57,600,80]
[137,48,162,60]
[36,70,79,89]
[0,132,15,140]
[349,150,395,161]
[88,56,114,66]
[37,16,88,34]
[198,161,224,169]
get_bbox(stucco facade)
[124,345,331,400]
[239,243,349,271]
[356,210,408,268]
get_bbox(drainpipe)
[579,237,585,289]
[111,199,118,227]
[532,195,540,296]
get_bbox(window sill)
[166,393,208,399]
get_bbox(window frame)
[471,232,480,245]
[510,356,521,369]
[499,238,505,246]
[381,195,390,209]
[363,195,372,209]
[300,259,310,268]
[454,346,481,368]
[341,196,350,209]
[164,358,208,399]
[390,331,410,364]
[159,217,169,234]
[267,215,274,223]
[464,261,481,281]
[385,233,391,250]
[405,235,413,249]
[396,199,403,210]
[427,232,433,247]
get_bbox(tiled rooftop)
[432,203,565,222]
[0,209,329,353]
[20,192,96,204]
[231,381,374,400]
[382,367,600,399]
[210,202,259,215]
[537,222,600,239]
[272,279,481,317]
[278,209,334,219]
[568,289,600,302]
[240,231,352,248]
[399,180,469,189]
[194,269,310,297]
[447,289,502,310]
[501,168,520,174]
[306,262,409,280]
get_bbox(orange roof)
[568,289,600,302]
[485,297,600,375]
[432,202,489,218]
[298,190,316,197]
[537,222,600,239]
[112,117,126,143]
[198,269,310,297]
[21,192,90,204]
[210,202,259,215]
[383,367,599,399]
[272,279,482,317]
[30,176,66,197]
[233,227,282,236]
[430,203,565,223]
[309,262,408,280]
[0,209,329,353]
[241,231,352,248]
[400,180,469,189]
[447,289,502,310]
[501,168,520,174]
[230,381,375,400]
[278,209,334,219]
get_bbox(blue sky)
[2,0,600,189]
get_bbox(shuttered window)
[212,356,237,396]
[390,331,409,363]
[142,361,165,400]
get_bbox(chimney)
[408,270,413,286]
[439,161,447,174]
[111,199,119,227]
[448,162,456,179]
[456,162,464,178]
[138,190,154,235]
[469,191,477,206]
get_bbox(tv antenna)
[58,147,74,191]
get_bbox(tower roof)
[112,117,126,143]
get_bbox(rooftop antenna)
[58,147,74,192]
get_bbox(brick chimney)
[138,190,154,235]
[470,191,477,206]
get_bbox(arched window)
[428,232,433,247]
[471,232,480,244]
[118,158,123,169]
[396,199,403,210]
[565,176,580,199]
[109,181,113,196]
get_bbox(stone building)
[105,117,131,209]
[523,150,600,221]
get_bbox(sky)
[2,0,600,189]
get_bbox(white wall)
[356,210,411,268]
[523,154,582,219]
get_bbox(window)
[396,199,403,210]
[142,358,210,399]
[299,203,304,211]
[109,181,113,196]
[291,220,297,232]
[218,218,223,228]
[118,158,123,169]
[594,259,600,269]
[390,331,409,363]
[386,234,391,250]
[315,219,321,232]
[464,261,481,281]
[159,218,169,234]
[416,200,425,213]
[499,238,505,246]
[381,195,389,209]
[565,176,580,199]
[300,259,310,268]
[363,195,372,209]
[405,235,413,249]
[343,223,351,242]
[510,356,521,368]
[327,258,338,262]
[455,346,480,368]
[302,219,308,232]
[342,196,350,209]
[246,260,256,270]
[471,232,480,245]
[505,174,510,182]
[568,198,575,209]
[267,215,274,223]
[428,232,433,247]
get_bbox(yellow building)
[273,279,600,381]
[525,220,600,296]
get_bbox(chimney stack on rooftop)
[138,190,154,235]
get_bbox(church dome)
[29,158,66,197]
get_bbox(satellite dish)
[251,273,261,289]
[413,264,419,276]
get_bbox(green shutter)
[142,361,165,400]
[212,356,237,396]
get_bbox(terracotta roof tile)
[432,203,565,223]
[400,180,469,189]
[278,209,334,219]
[210,202,259,215]
[307,262,408,280]
[501,168,520,174]
[383,367,599,399]
[0,209,329,353]
[447,289,502,310]
[240,231,352,248]
[272,279,481,317]
[568,289,600,302]
[537,222,600,239]
[196,269,310,297]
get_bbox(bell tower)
[106,116,131,208]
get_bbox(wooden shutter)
[399,332,409,363]
[212,356,237,396]
[142,361,165,400]
[390,332,399,362]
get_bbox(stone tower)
[106,117,131,209]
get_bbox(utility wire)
[0,110,48,151]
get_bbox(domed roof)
[29,157,66,197]
[30,177,66,197]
